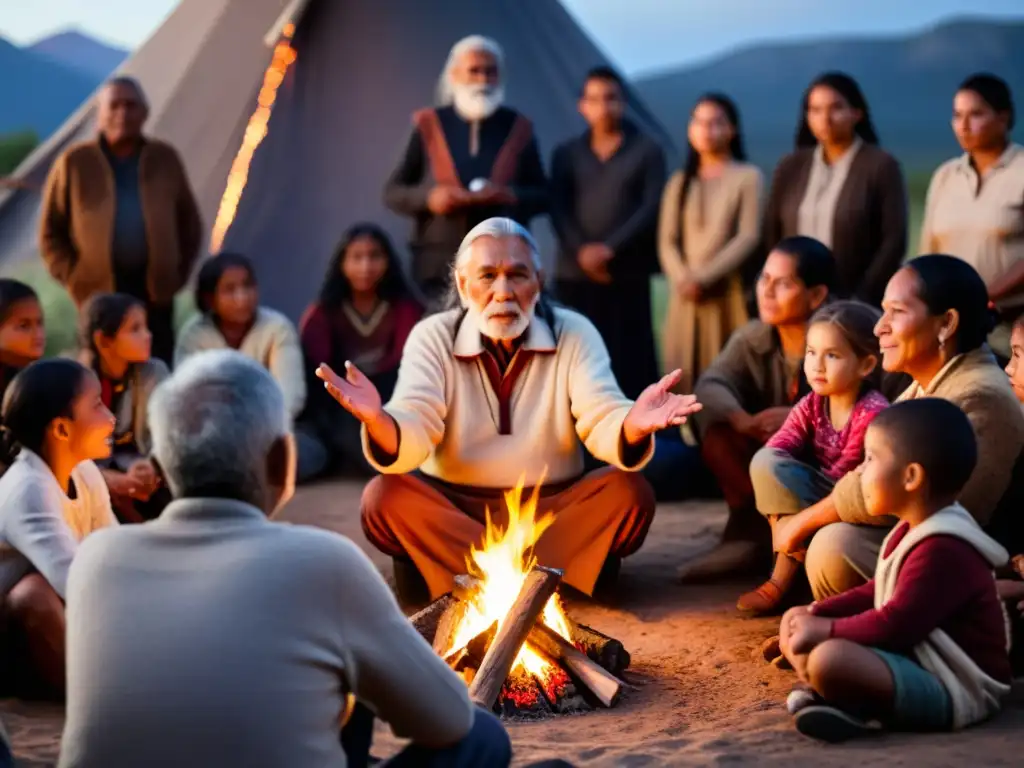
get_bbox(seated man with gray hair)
[384,35,547,303]
[318,218,702,603]
[58,351,511,768]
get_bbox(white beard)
[467,294,538,342]
[452,83,504,122]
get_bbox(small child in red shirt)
[739,301,889,614]
[780,398,1011,741]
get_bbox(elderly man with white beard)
[384,35,548,303]
[316,218,702,603]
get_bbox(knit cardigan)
[175,307,307,420]
[874,504,1010,728]
[831,348,1024,526]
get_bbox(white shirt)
[0,449,116,599]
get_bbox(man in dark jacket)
[550,67,665,399]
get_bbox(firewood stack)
[410,566,631,718]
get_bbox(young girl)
[299,224,423,474]
[739,300,889,614]
[175,253,322,481]
[0,359,117,698]
[80,293,170,523]
[0,279,46,404]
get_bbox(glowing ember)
[209,23,298,253]
[444,475,573,678]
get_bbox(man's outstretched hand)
[316,362,383,424]
[622,369,702,445]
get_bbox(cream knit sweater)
[363,306,653,487]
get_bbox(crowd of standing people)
[0,28,1019,766]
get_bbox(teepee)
[0,0,676,319]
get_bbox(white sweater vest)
[874,504,1010,729]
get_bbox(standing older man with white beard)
[384,35,548,303]
[317,218,701,603]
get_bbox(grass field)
[10,170,932,358]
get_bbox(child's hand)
[773,514,810,557]
[788,614,832,655]
[126,459,159,500]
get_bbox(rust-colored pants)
[361,467,656,599]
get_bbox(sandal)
[737,579,787,614]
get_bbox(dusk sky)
[2,0,1023,74]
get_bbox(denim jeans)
[341,702,512,768]
[750,447,887,599]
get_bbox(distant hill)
[28,29,128,80]
[0,35,101,138]
[633,17,1024,170]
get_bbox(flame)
[444,474,574,678]
[209,23,298,253]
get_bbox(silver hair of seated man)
[148,349,288,509]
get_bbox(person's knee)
[605,469,656,517]
[360,474,411,522]
[806,638,859,695]
[805,523,870,600]
[467,708,511,765]
[6,575,63,628]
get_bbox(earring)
[938,334,946,350]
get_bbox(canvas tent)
[0,0,676,320]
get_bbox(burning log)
[468,566,563,708]
[452,574,482,602]
[529,646,591,714]
[529,623,623,708]
[432,600,469,655]
[573,622,631,675]
[497,667,552,718]
[444,621,497,669]
[409,595,454,642]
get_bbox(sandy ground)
[4,479,1024,767]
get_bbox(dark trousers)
[700,422,768,544]
[556,277,659,400]
[144,303,175,366]
[341,702,511,767]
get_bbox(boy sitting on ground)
[778,398,1012,741]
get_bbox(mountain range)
[633,16,1024,170]
[0,29,127,139]
[2,17,1022,172]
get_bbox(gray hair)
[100,75,149,111]
[436,35,504,106]
[148,350,288,507]
[446,217,542,309]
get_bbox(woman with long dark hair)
[0,359,117,699]
[920,73,1023,360]
[762,72,908,305]
[658,93,762,394]
[78,293,170,523]
[299,224,423,475]
[176,253,326,482]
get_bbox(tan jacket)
[39,138,202,307]
[832,348,1024,526]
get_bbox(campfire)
[411,477,631,718]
